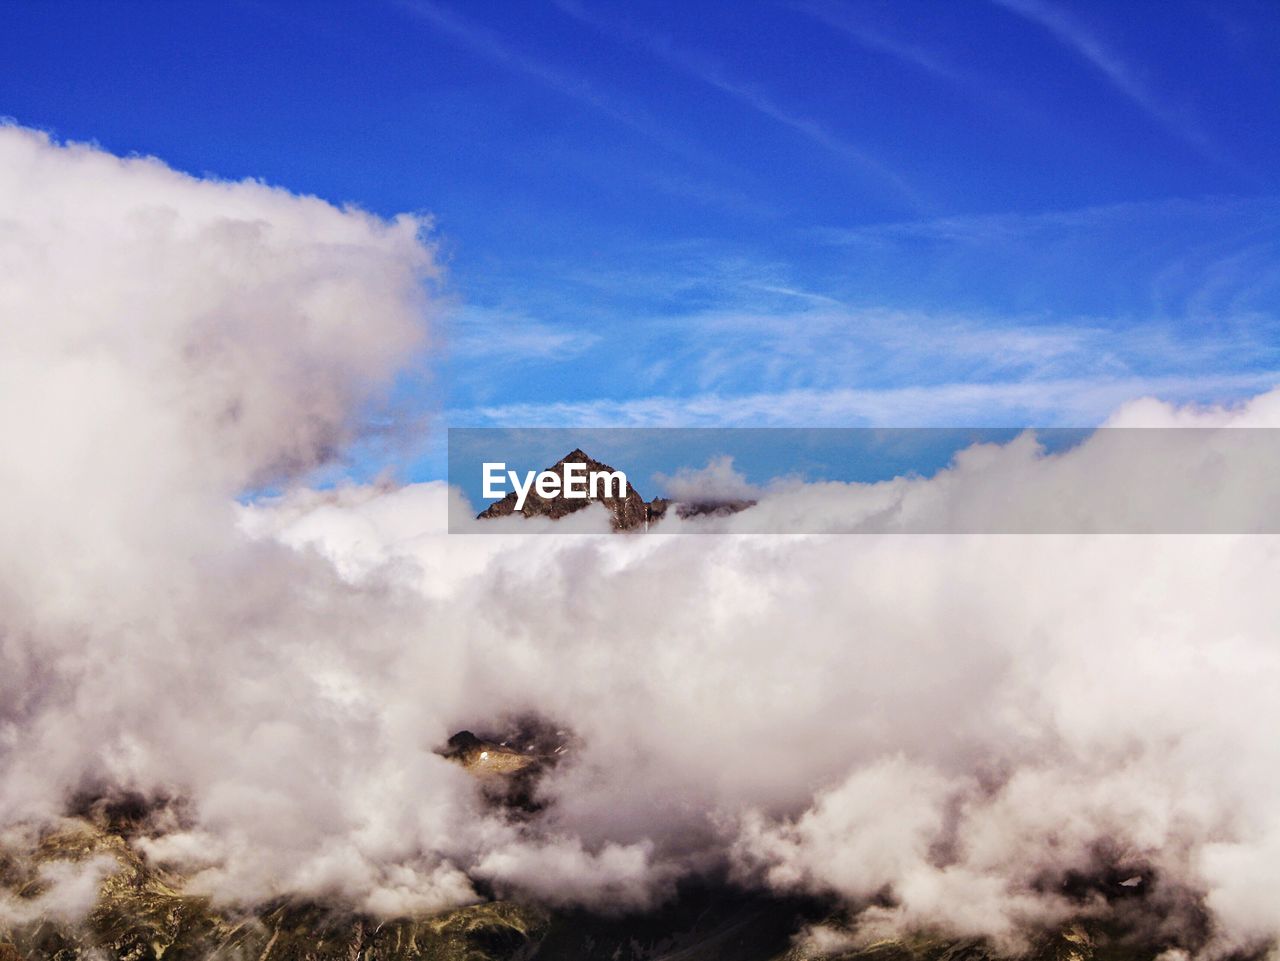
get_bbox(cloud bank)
[3,124,1280,957]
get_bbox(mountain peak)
[476,450,756,531]
[477,450,650,530]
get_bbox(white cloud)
[262,388,1280,953]
[448,370,1280,428]
[654,455,759,502]
[5,123,1280,957]
[445,305,599,362]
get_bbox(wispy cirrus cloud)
[791,0,1056,140]
[808,193,1280,325]
[811,193,1280,243]
[988,0,1246,178]
[628,299,1280,401]
[445,305,599,362]
[447,370,1280,428]
[395,0,744,202]
[435,191,1280,432]
[442,288,1280,429]
[398,0,644,133]
[549,0,925,211]
[795,0,962,83]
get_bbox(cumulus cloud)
[0,123,475,916]
[0,848,119,927]
[472,837,667,912]
[257,394,1280,956]
[4,123,1280,957]
[654,455,760,503]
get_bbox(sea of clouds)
[2,124,1279,958]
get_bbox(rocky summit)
[477,449,652,530]
[476,449,754,531]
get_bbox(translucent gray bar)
[447,427,1280,534]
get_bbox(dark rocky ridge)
[648,497,759,521]
[440,719,575,813]
[476,449,755,531]
[477,449,650,530]
[0,808,1226,961]
[0,780,1251,961]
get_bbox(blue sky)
[3,0,1278,481]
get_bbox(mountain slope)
[476,449,652,530]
